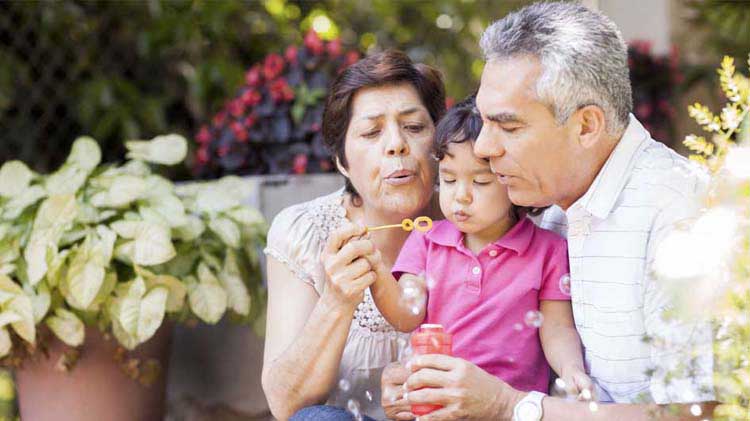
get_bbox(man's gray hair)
[480,1,632,135]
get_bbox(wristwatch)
[512,391,546,421]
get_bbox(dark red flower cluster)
[193,30,361,178]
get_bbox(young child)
[369,96,591,397]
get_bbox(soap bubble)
[399,276,426,316]
[365,390,373,402]
[524,310,544,328]
[513,323,523,331]
[690,404,702,417]
[588,402,599,412]
[559,274,571,295]
[338,378,351,392]
[347,399,363,421]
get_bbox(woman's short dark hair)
[322,50,446,202]
[433,94,547,217]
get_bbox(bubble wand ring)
[367,216,433,233]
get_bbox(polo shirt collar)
[426,217,535,255]
[572,114,650,219]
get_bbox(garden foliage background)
[2,0,748,179]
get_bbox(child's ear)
[335,156,350,178]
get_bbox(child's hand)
[560,366,595,401]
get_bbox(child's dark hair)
[433,94,547,217]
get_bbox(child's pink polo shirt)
[392,217,570,393]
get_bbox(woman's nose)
[385,128,410,156]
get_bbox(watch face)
[517,401,541,421]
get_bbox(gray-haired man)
[384,2,717,420]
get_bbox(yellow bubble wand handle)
[367,216,433,233]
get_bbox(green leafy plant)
[0,134,267,374]
[654,54,750,420]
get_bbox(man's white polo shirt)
[534,115,715,404]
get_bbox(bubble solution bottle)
[410,324,453,416]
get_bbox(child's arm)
[539,300,592,398]
[369,270,426,333]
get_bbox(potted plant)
[0,134,266,421]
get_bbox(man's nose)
[474,126,504,159]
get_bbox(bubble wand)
[366,216,433,233]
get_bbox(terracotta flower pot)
[15,325,172,421]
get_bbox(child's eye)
[502,126,521,134]
[441,178,456,184]
[362,129,380,138]
[405,124,425,133]
[473,180,492,186]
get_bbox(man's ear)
[335,156,350,178]
[575,105,608,149]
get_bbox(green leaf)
[125,134,188,165]
[0,328,10,358]
[219,250,250,316]
[66,136,102,171]
[46,308,85,347]
[0,161,33,198]
[139,194,186,228]
[209,217,240,248]
[188,282,227,324]
[90,175,146,208]
[1,185,47,220]
[112,221,176,266]
[226,207,265,227]
[63,247,105,310]
[172,215,205,242]
[141,272,186,313]
[136,286,167,342]
[45,166,90,196]
[30,283,51,323]
[25,195,77,285]
[0,310,23,328]
[8,294,35,344]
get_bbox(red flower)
[293,153,308,174]
[327,39,342,58]
[243,114,258,128]
[241,89,262,107]
[217,144,231,157]
[245,65,262,87]
[445,97,455,109]
[310,122,321,132]
[212,111,227,126]
[304,30,325,56]
[285,45,299,64]
[231,121,249,143]
[196,126,211,145]
[228,99,245,118]
[320,159,332,172]
[344,50,360,66]
[263,53,285,80]
[196,147,209,164]
[269,78,295,103]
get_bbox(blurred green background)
[0,0,748,178]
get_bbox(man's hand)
[405,354,523,421]
[381,362,416,420]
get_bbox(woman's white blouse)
[263,189,410,420]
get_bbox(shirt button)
[489,250,498,257]
[472,266,481,275]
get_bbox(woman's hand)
[320,223,378,310]
[381,362,415,420]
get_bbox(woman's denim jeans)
[289,405,378,421]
